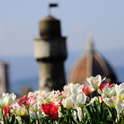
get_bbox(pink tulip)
[82,85,92,96]
[18,96,37,108]
[53,99,62,106]
[61,89,69,98]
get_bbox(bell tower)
[34,14,67,91]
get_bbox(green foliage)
[2,102,124,124]
[84,101,116,124]
[7,115,18,124]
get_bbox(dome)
[39,15,61,38]
[69,34,117,84]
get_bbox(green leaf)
[84,106,92,120]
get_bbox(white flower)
[30,102,39,112]
[11,102,27,116]
[87,75,103,90]
[70,92,86,122]
[113,84,124,120]
[68,83,84,95]
[62,97,73,109]
[13,106,27,116]
[104,97,116,108]
[15,116,22,124]
[28,90,47,99]
[71,92,86,108]
[101,86,116,98]
[103,92,124,121]
[115,84,124,100]
[0,93,16,108]
[116,100,124,120]
[58,111,62,118]
[104,96,124,120]
[0,120,4,124]
[77,107,83,121]
[30,111,43,119]
[62,85,70,98]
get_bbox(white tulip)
[62,97,73,109]
[0,93,16,108]
[103,94,124,121]
[115,84,124,100]
[104,97,116,108]
[11,102,27,116]
[87,75,102,90]
[0,120,4,124]
[70,92,86,122]
[15,116,22,124]
[116,100,124,120]
[102,86,116,98]
[30,102,39,112]
[71,92,86,108]
[30,111,43,119]
[13,107,27,116]
[77,107,83,121]
[69,83,83,95]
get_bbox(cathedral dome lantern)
[69,33,117,84]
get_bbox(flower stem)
[82,108,84,119]
[68,109,71,124]
[35,112,40,124]
[27,109,31,124]
[1,109,6,124]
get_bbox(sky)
[0,0,124,57]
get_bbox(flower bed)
[0,75,124,124]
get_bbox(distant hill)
[0,48,124,94]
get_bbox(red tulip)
[99,83,109,91]
[99,83,114,91]
[3,105,10,116]
[40,102,59,120]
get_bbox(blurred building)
[34,15,67,91]
[69,33,117,84]
[0,61,9,95]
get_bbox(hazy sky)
[0,0,124,56]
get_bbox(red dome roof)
[69,35,117,84]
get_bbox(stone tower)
[34,15,67,91]
[0,62,9,95]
